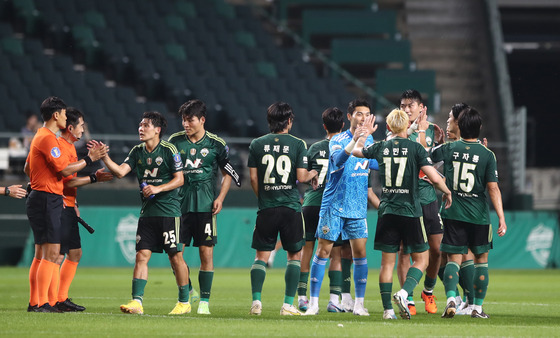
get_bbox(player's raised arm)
[352,115,377,158]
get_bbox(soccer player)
[25,96,107,312]
[53,107,113,311]
[168,99,240,315]
[100,111,191,315]
[305,99,378,316]
[432,107,507,319]
[398,89,443,314]
[297,107,344,313]
[247,102,309,316]
[352,109,452,320]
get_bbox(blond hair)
[386,109,409,134]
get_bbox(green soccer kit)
[431,139,499,225]
[409,122,437,205]
[362,136,432,218]
[168,130,229,213]
[248,133,307,212]
[302,138,330,207]
[124,140,183,217]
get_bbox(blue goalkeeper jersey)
[319,130,377,219]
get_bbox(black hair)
[65,107,84,130]
[178,99,206,120]
[458,107,482,139]
[322,107,344,134]
[40,96,67,122]
[347,98,371,115]
[450,103,470,120]
[142,111,167,135]
[400,89,423,105]
[267,102,294,133]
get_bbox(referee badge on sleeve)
[50,147,61,158]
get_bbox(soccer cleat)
[393,292,410,320]
[36,303,62,313]
[382,309,397,320]
[327,301,344,313]
[298,298,309,312]
[189,288,200,303]
[280,304,302,316]
[471,309,490,319]
[341,298,354,313]
[120,299,144,314]
[441,300,456,318]
[249,300,262,315]
[408,303,417,316]
[421,291,437,314]
[304,304,319,315]
[456,304,474,316]
[197,301,210,315]
[27,304,38,312]
[455,296,463,309]
[169,302,191,315]
[457,299,468,311]
[55,298,86,312]
[353,305,370,316]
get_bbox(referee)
[25,97,107,313]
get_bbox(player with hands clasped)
[352,110,452,320]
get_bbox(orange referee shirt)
[59,137,77,207]
[27,127,69,195]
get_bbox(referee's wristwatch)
[4,187,10,196]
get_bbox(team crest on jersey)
[201,148,209,157]
[173,153,181,164]
[155,156,163,166]
[274,137,279,142]
[383,148,389,155]
[50,147,61,158]
[190,148,196,156]
[147,157,152,165]
[426,136,433,145]
[322,225,330,234]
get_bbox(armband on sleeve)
[218,158,241,187]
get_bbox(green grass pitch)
[1,267,559,336]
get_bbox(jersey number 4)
[262,154,292,184]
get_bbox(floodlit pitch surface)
[1,267,559,336]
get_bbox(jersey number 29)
[262,154,292,184]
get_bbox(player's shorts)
[374,214,429,254]
[252,206,304,253]
[26,190,63,245]
[60,206,81,254]
[180,212,217,247]
[303,206,344,246]
[316,209,368,242]
[421,200,443,235]
[441,218,493,255]
[136,216,182,254]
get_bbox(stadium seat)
[1,37,24,56]
[277,0,375,25]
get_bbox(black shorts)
[422,200,443,235]
[180,212,217,247]
[26,190,63,245]
[374,214,429,254]
[441,218,493,255]
[303,206,320,241]
[60,206,81,254]
[136,216,182,254]
[252,207,304,252]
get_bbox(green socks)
[284,260,301,305]
[402,267,423,295]
[199,270,214,302]
[298,272,309,296]
[329,270,342,297]
[379,283,393,310]
[132,278,147,302]
[250,260,267,301]
[178,283,189,303]
[473,263,489,306]
[443,262,460,299]
[460,260,475,304]
[341,258,352,294]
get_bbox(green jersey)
[248,133,307,212]
[362,136,432,217]
[124,140,183,218]
[409,122,437,205]
[431,140,498,225]
[168,130,228,213]
[302,138,330,207]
